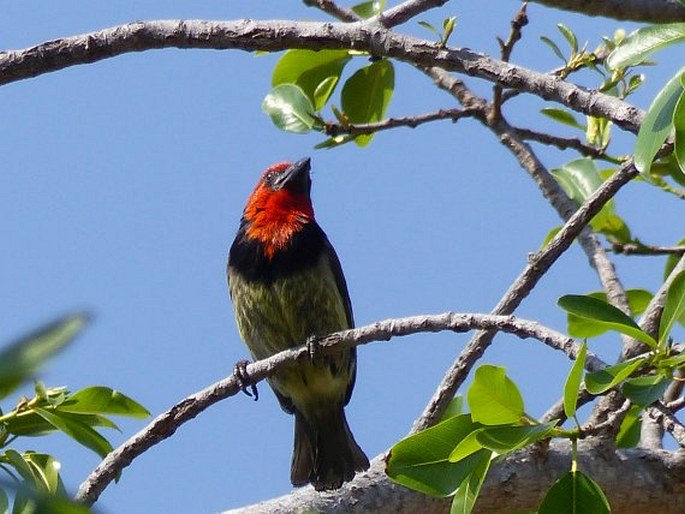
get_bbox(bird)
[227,157,369,491]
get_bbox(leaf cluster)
[386,270,684,512]
[0,316,149,513]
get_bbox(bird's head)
[241,158,315,259]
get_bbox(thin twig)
[376,0,450,28]
[303,0,360,22]
[666,397,685,412]
[492,2,528,120]
[323,107,479,136]
[611,243,685,256]
[579,399,632,438]
[647,401,685,447]
[514,126,622,163]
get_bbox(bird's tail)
[291,407,369,491]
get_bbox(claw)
[306,335,320,361]
[234,359,259,401]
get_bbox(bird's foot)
[233,359,259,401]
[306,335,321,361]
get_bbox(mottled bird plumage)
[227,158,369,490]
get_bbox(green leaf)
[564,341,587,418]
[272,49,351,110]
[440,395,464,421]
[541,108,585,130]
[585,357,647,394]
[625,289,656,316]
[538,470,610,514]
[476,422,557,454]
[10,483,90,514]
[3,450,38,486]
[607,23,685,69]
[558,295,657,348]
[450,450,491,514]
[0,314,90,399]
[551,159,629,240]
[5,412,56,436]
[59,386,149,418]
[566,290,653,338]
[672,86,685,177]
[634,69,684,173]
[386,414,485,497]
[586,116,612,149]
[449,429,484,463]
[616,405,642,448]
[24,453,64,495]
[622,374,669,406]
[418,21,441,37]
[627,73,645,95]
[262,84,316,134]
[660,351,685,368]
[341,59,395,147]
[34,408,113,459]
[57,411,119,431]
[0,488,7,514]
[557,24,578,53]
[442,17,457,46]
[313,135,354,149]
[312,76,339,112]
[467,365,525,425]
[659,270,685,344]
[351,0,386,19]
[540,36,566,63]
[540,226,562,249]
[27,495,90,514]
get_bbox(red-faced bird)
[227,158,369,490]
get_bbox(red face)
[243,162,315,259]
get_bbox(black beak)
[274,157,312,194]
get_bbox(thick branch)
[224,442,685,514]
[528,0,685,23]
[74,312,599,506]
[0,20,643,133]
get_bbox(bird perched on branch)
[227,157,369,491]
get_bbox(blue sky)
[0,2,682,513]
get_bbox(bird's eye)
[265,171,277,186]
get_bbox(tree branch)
[414,161,637,431]
[0,20,644,133]
[376,0,451,28]
[74,312,601,506]
[323,107,479,136]
[303,0,359,22]
[514,126,622,163]
[528,0,685,23]
[611,242,685,256]
[223,442,685,513]
[492,2,529,120]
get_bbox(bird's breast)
[228,253,350,360]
